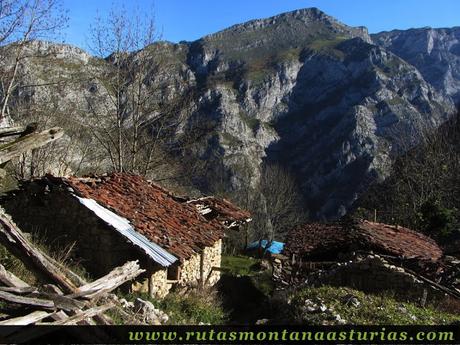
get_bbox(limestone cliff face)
[1,8,458,219]
[373,27,460,103]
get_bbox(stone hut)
[283,220,443,265]
[1,173,251,297]
[274,220,453,302]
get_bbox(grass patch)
[306,37,347,60]
[0,228,91,287]
[289,286,460,325]
[29,231,91,282]
[123,288,227,325]
[221,255,259,276]
[0,243,37,285]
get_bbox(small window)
[167,264,181,281]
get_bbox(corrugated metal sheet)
[75,196,177,267]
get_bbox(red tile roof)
[284,220,443,262]
[355,221,443,262]
[54,173,248,261]
[284,223,350,259]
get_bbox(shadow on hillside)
[217,274,272,325]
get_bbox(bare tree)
[86,3,192,177]
[355,109,460,239]
[0,0,67,122]
[259,163,308,241]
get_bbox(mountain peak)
[200,7,371,51]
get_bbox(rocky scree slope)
[1,8,457,220]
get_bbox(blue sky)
[63,0,460,50]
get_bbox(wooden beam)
[0,127,64,164]
[69,261,144,299]
[0,290,55,309]
[0,264,29,288]
[0,311,52,326]
[44,304,114,325]
[28,292,86,312]
[0,286,37,294]
[0,126,27,138]
[0,210,78,293]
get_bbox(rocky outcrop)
[373,27,460,104]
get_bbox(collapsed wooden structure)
[0,124,145,341]
[0,209,147,342]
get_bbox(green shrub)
[418,198,458,238]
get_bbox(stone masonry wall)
[204,239,222,285]
[131,268,171,298]
[180,239,222,287]
[274,254,446,303]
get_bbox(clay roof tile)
[58,173,248,261]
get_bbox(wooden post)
[0,127,64,165]
[199,252,205,288]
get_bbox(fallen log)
[0,127,64,165]
[70,261,145,299]
[403,266,460,300]
[0,209,78,293]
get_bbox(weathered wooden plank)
[0,127,64,164]
[0,209,78,293]
[0,310,52,326]
[0,286,37,294]
[42,284,63,295]
[29,292,86,311]
[69,261,144,299]
[403,267,460,300]
[0,126,27,138]
[9,310,114,344]
[44,304,114,325]
[0,264,29,288]
[0,290,55,309]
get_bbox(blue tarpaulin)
[246,240,284,254]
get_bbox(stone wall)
[179,239,222,287]
[2,186,152,278]
[130,265,172,299]
[274,253,446,303]
[204,239,222,285]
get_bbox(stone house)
[273,220,459,303]
[1,173,251,297]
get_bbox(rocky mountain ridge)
[1,7,459,223]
